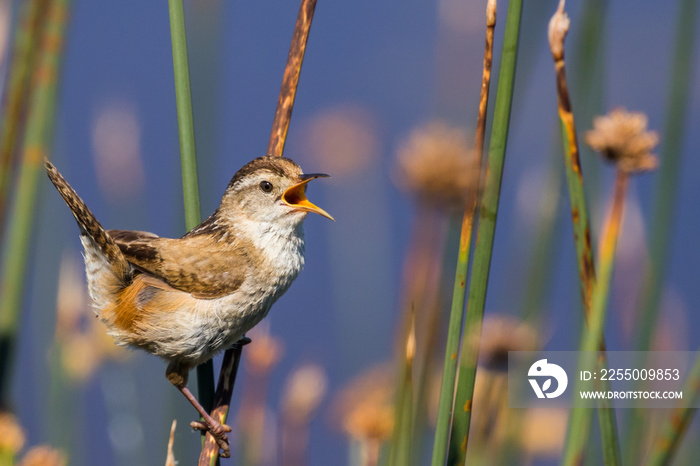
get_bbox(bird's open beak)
[282,173,335,221]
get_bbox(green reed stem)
[548,4,621,463]
[645,350,700,466]
[389,316,414,466]
[430,2,522,465]
[452,6,522,461]
[560,131,621,466]
[447,1,497,463]
[569,0,608,210]
[624,1,697,463]
[522,0,607,326]
[168,0,202,230]
[167,0,213,430]
[0,0,70,403]
[0,0,50,233]
[521,147,563,323]
[635,0,698,353]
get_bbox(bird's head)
[219,156,334,228]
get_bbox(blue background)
[7,0,700,464]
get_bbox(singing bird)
[45,156,333,456]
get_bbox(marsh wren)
[45,156,333,457]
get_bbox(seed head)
[55,253,129,382]
[281,364,327,424]
[333,365,394,442]
[520,408,568,456]
[585,108,659,173]
[548,0,569,61]
[474,315,539,372]
[18,446,67,466]
[0,412,25,455]
[394,120,477,210]
[245,325,284,376]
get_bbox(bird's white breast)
[182,220,306,364]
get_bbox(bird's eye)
[259,181,273,193]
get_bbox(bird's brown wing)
[109,230,249,299]
[108,229,163,279]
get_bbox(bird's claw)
[190,420,232,457]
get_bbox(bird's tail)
[45,160,131,299]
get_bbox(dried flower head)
[585,108,659,173]
[0,412,25,454]
[520,408,567,457]
[281,364,328,424]
[245,325,284,375]
[55,253,87,341]
[304,105,378,178]
[333,365,394,441]
[61,335,101,381]
[18,446,67,466]
[92,100,145,201]
[395,120,477,210]
[473,315,539,372]
[469,369,509,453]
[548,0,569,61]
[55,253,129,382]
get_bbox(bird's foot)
[190,419,232,458]
[234,336,252,347]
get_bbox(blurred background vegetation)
[0,0,698,465]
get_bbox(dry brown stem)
[198,340,248,464]
[267,0,318,157]
[199,0,319,462]
[548,0,596,317]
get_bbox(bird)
[45,155,333,457]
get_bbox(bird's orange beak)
[282,174,334,221]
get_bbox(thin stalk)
[625,1,698,462]
[521,146,563,323]
[521,0,608,324]
[167,0,214,441]
[267,0,317,157]
[433,0,522,463]
[362,439,380,466]
[635,0,698,352]
[411,213,459,462]
[582,172,628,466]
[391,210,451,463]
[550,4,596,316]
[199,0,319,460]
[451,0,521,456]
[448,1,498,463]
[0,0,70,403]
[0,0,50,231]
[389,313,414,466]
[198,339,248,466]
[581,172,627,351]
[645,350,700,466]
[168,0,202,230]
[569,0,609,212]
[189,0,225,210]
[548,3,621,464]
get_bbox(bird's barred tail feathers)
[44,159,130,283]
